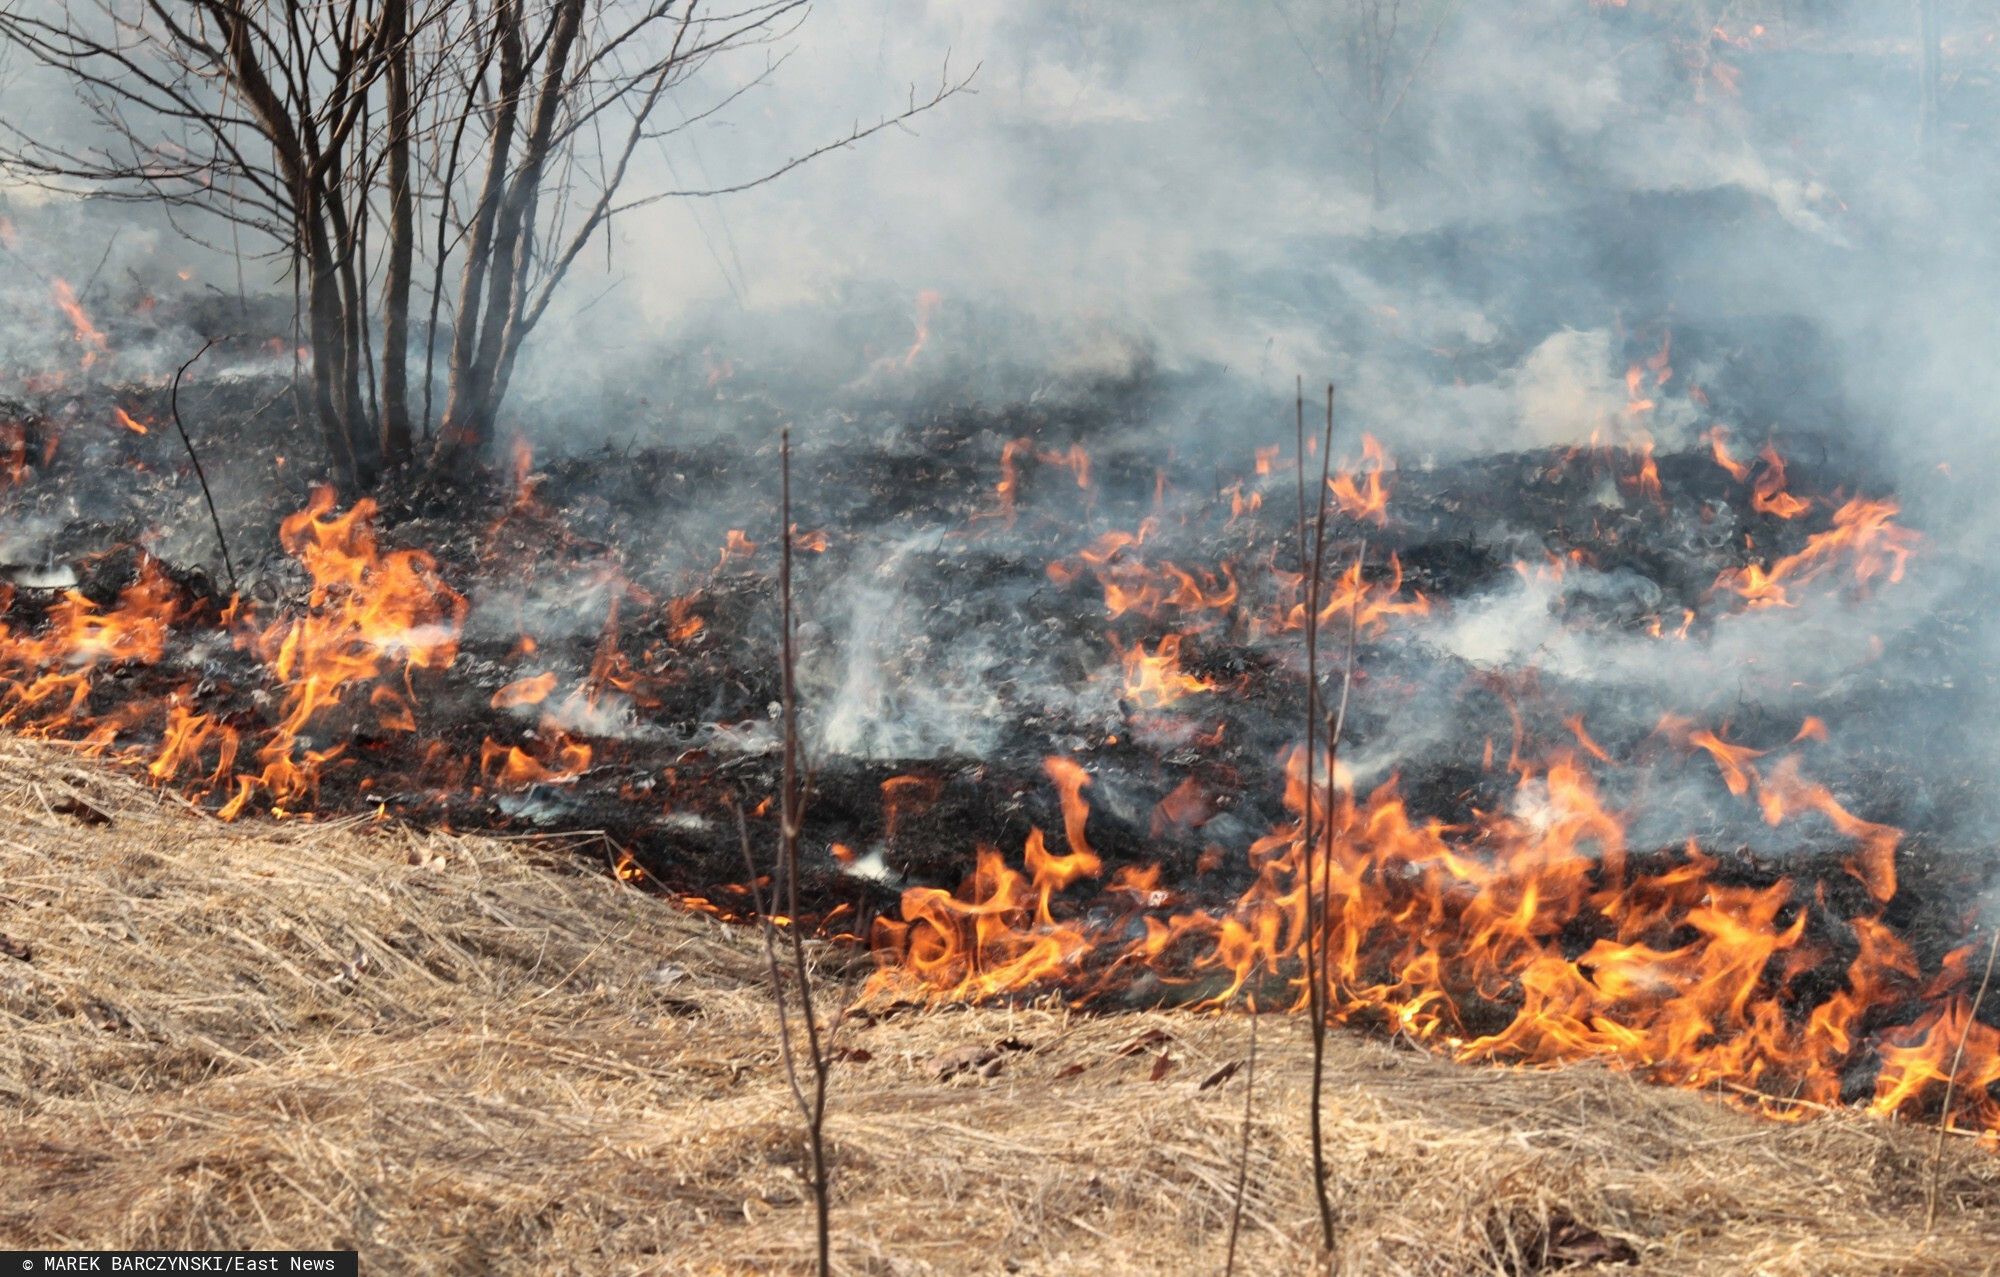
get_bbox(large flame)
[867,730,1995,1134]
[864,433,1996,1139]
[0,485,466,819]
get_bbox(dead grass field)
[0,739,1995,1274]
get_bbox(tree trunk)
[445,0,587,469]
[304,230,362,490]
[435,0,527,475]
[380,0,415,468]
[325,194,378,485]
[208,2,364,488]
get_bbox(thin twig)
[778,426,834,1277]
[727,428,834,1276]
[1302,382,1339,1252]
[1290,386,1316,1067]
[79,228,119,296]
[1928,925,2000,1230]
[727,427,836,1276]
[169,338,238,595]
[1224,994,1259,1277]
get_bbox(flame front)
[869,727,1995,1135]
[0,485,466,820]
[0,379,1987,1142]
[864,430,1996,1139]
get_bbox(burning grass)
[0,385,1996,1149]
[0,739,1996,1274]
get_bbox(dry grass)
[0,739,1996,1275]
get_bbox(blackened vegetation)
[0,360,1993,1083]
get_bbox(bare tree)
[1341,0,1456,209]
[1273,0,1457,210]
[0,1,973,489]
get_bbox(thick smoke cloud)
[482,2,1991,507]
[0,2,1994,857]
[5,0,1990,496]
[504,0,1996,867]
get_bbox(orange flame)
[218,487,466,818]
[481,735,593,789]
[1750,444,1813,519]
[1713,497,1917,610]
[867,725,1984,1133]
[791,525,830,553]
[1115,633,1217,709]
[52,279,108,369]
[717,530,758,571]
[492,671,558,710]
[900,289,943,369]
[1706,427,1753,483]
[1328,435,1392,526]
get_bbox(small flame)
[1706,427,1753,483]
[1750,444,1813,519]
[492,671,558,710]
[790,525,829,553]
[52,279,109,369]
[900,290,944,369]
[717,529,758,571]
[1115,633,1217,709]
[1713,496,1916,610]
[1328,435,1393,526]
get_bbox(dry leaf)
[81,998,129,1032]
[1114,1027,1172,1057]
[0,935,29,962]
[929,1044,1002,1082]
[1199,1059,1243,1091]
[1149,1052,1175,1082]
[53,795,111,827]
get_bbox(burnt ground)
[0,349,1994,1024]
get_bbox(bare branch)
[0,0,973,488]
[612,55,978,209]
[168,338,239,595]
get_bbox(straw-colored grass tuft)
[0,739,1995,1274]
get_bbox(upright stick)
[170,339,239,596]
[781,429,833,1276]
[1301,383,1340,1251]
[1928,926,1999,1230]
[1223,994,1259,1276]
[738,429,833,1276]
